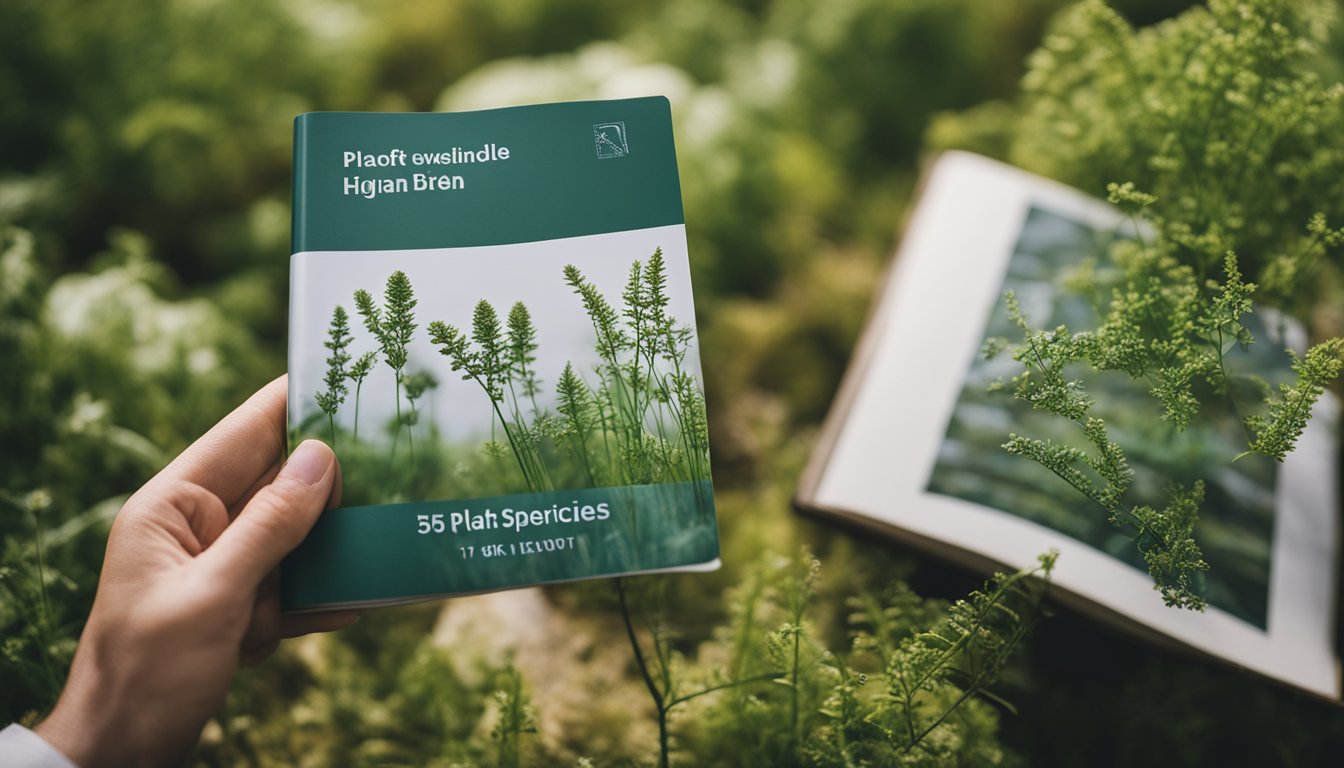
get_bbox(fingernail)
[281,440,331,486]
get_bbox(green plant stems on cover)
[501,302,551,490]
[311,255,711,511]
[556,362,598,486]
[354,270,418,460]
[347,351,376,442]
[561,251,711,490]
[401,369,437,459]
[428,300,553,494]
[315,305,352,448]
[506,301,543,417]
[417,249,711,502]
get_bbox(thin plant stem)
[616,579,669,768]
[406,395,417,460]
[353,381,363,442]
[790,621,801,756]
[30,501,58,697]
[392,378,402,460]
[665,672,782,710]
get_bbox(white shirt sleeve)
[0,724,78,768]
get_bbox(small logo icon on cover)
[594,122,628,159]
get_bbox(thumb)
[201,440,338,587]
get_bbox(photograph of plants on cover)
[288,226,716,571]
[926,205,1291,629]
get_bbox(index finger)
[148,375,289,509]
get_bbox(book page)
[811,152,1340,698]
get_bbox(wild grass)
[352,270,419,459]
[307,249,712,505]
[0,490,62,710]
[347,350,376,442]
[618,551,1057,767]
[314,305,351,447]
[490,664,537,768]
[429,299,555,494]
[424,250,711,496]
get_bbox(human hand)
[35,376,359,767]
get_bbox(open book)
[795,152,1341,700]
[282,98,719,612]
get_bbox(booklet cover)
[282,97,719,611]
[796,152,1341,699]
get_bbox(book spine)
[291,114,310,255]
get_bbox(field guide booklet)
[283,97,719,612]
[795,152,1342,700]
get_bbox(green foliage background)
[4,0,1344,764]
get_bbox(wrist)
[36,635,144,768]
[35,695,110,768]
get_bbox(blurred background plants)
[5,0,1344,764]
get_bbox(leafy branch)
[883,552,1056,756]
[1001,290,1209,609]
[1244,338,1344,461]
[979,0,1344,613]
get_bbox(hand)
[35,376,359,767]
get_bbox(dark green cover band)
[282,481,716,610]
[292,97,685,253]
